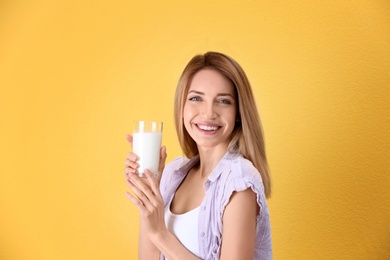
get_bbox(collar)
[207,151,239,182]
[173,151,240,183]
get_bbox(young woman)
[124,52,272,259]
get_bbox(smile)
[196,124,220,132]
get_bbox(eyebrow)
[188,90,235,98]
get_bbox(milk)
[133,132,162,176]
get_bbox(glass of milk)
[133,121,163,177]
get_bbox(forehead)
[188,69,235,95]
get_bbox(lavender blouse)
[159,151,272,260]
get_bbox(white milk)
[133,132,162,176]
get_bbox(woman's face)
[183,69,237,152]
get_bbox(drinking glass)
[133,121,163,177]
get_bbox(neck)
[196,145,228,178]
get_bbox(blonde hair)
[174,52,271,198]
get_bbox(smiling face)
[183,69,237,153]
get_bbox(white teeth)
[198,125,218,131]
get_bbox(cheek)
[183,106,189,122]
[228,109,237,125]
[183,109,195,138]
[183,103,195,121]
[183,106,191,128]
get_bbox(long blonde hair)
[174,52,271,198]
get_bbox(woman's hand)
[124,134,168,238]
[124,135,202,259]
[126,170,167,238]
[124,134,140,177]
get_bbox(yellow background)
[1,1,389,259]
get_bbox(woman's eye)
[189,96,201,101]
[219,99,232,104]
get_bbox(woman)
[124,52,272,259]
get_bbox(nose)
[201,101,217,119]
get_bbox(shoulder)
[225,154,264,191]
[216,154,267,211]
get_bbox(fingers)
[124,152,139,178]
[126,178,149,206]
[126,134,133,147]
[124,134,164,211]
[126,173,160,210]
[124,167,136,178]
[124,152,139,166]
[144,170,161,197]
[159,146,167,170]
[125,191,145,209]
[157,146,167,182]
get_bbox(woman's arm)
[124,134,162,260]
[219,189,259,260]
[126,170,202,260]
[150,228,201,260]
[125,134,203,260]
[138,222,160,259]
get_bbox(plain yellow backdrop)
[1,1,389,259]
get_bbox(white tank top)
[164,196,200,259]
